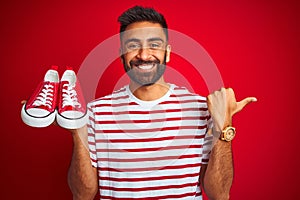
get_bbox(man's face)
[120,22,170,86]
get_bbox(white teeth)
[137,64,154,70]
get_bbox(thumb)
[235,97,257,114]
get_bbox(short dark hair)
[118,5,168,40]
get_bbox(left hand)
[207,87,257,132]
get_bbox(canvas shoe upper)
[56,67,87,129]
[21,66,59,127]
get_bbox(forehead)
[121,21,166,43]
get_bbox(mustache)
[129,59,160,66]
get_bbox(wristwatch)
[220,126,236,142]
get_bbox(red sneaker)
[21,66,59,127]
[56,67,87,129]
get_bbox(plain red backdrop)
[1,0,299,199]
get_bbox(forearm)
[204,87,256,199]
[203,137,233,200]
[68,127,98,200]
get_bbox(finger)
[226,87,237,102]
[21,100,27,105]
[209,87,224,95]
[207,94,212,100]
[236,97,257,113]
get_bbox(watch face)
[224,128,235,141]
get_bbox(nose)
[136,47,151,60]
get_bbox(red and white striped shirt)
[88,84,213,199]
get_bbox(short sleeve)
[201,114,213,164]
[87,103,98,168]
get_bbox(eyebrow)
[147,37,165,43]
[124,37,165,45]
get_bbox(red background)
[1,0,299,199]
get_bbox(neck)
[129,77,170,101]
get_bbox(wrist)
[223,116,232,129]
[70,126,89,150]
[212,118,232,132]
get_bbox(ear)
[119,48,124,64]
[165,45,171,63]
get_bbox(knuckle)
[210,91,216,96]
[228,87,234,92]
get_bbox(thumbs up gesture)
[207,88,257,132]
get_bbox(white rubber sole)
[21,104,56,128]
[56,111,88,129]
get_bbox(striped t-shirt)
[87,84,213,199]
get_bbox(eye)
[127,42,141,50]
[149,42,162,49]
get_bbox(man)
[67,6,256,200]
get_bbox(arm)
[201,88,256,200]
[200,130,233,200]
[68,125,98,200]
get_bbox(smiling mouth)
[129,59,159,71]
[135,63,156,70]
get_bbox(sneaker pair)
[21,66,87,129]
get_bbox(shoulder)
[87,86,128,110]
[171,84,207,103]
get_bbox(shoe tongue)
[63,80,75,87]
[42,81,55,89]
[67,79,75,86]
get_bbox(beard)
[123,53,167,86]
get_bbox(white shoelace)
[32,84,54,109]
[62,83,81,108]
